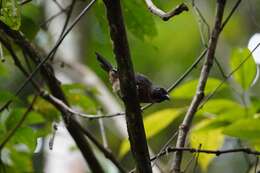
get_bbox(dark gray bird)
[95,52,170,103]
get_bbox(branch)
[142,48,208,110]
[172,1,226,172]
[0,20,104,173]
[199,42,260,108]
[50,0,77,61]
[151,147,260,161]
[144,1,189,21]
[0,35,126,171]
[19,0,32,5]
[0,0,97,110]
[77,125,127,173]
[102,0,152,172]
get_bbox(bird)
[95,52,170,103]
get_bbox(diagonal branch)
[0,36,125,171]
[144,0,189,21]
[171,0,227,172]
[0,0,97,111]
[0,22,104,173]
[102,0,152,172]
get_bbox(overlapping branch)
[102,0,152,172]
[144,0,189,21]
[172,0,227,172]
[151,147,260,161]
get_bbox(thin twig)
[182,153,196,173]
[77,125,127,173]
[19,0,32,5]
[150,147,260,161]
[40,7,68,28]
[52,0,65,11]
[199,42,260,109]
[191,2,210,47]
[0,95,38,150]
[172,1,227,172]
[152,131,178,166]
[192,144,202,173]
[142,48,208,111]
[255,156,259,173]
[50,0,77,61]
[220,0,242,32]
[144,0,189,21]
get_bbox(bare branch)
[0,10,105,173]
[144,1,189,21]
[102,0,152,172]
[199,42,260,109]
[220,0,242,31]
[151,147,260,161]
[172,1,227,172]
[77,125,127,173]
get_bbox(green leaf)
[62,84,98,114]
[0,90,15,103]
[230,48,256,90]
[119,108,182,157]
[223,118,260,140]
[7,126,37,151]
[20,4,42,39]
[5,108,45,130]
[198,99,249,121]
[144,108,183,138]
[0,0,21,30]
[32,97,60,121]
[122,0,157,40]
[9,147,34,172]
[171,78,227,99]
[190,120,224,171]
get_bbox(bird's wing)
[135,74,152,102]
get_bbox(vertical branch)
[102,0,152,172]
[171,0,226,172]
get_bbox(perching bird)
[95,52,170,103]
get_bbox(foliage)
[0,0,21,30]
[0,0,259,172]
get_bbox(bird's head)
[151,87,170,103]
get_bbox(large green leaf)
[0,0,21,30]
[31,97,60,121]
[93,0,157,41]
[230,48,256,90]
[171,78,227,99]
[20,4,42,39]
[5,108,45,130]
[198,99,250,121]
[9,126,36,151]
[62,83,98,114]
[122,0,157,40]
[190,120,225,171]
[223,118,260,140]
[119,108,182,157]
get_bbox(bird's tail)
[95,52,113,72]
